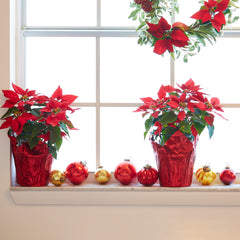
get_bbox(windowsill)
[10,174,240,206]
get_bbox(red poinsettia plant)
[129,0,239,61]
[135,79,224,145]
[0,84,78,159]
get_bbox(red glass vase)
[152,130,197,187]
[10,137,53,187]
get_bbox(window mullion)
[96,37,101,170]
[16,0,26,89]
[96,0,101,170]
[170,8,175,87]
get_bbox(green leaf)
[179,120,191,133]
[193,119,206,135]
[31,108,41,117]
[49,146,57,159]
[28,137,40,149]
[144,117,154,139]
[195,34,206,46]
[144,130,148,140]
[160,127,178,144]
[1,107,18,119]
[159,112,177,125]
[49,126,61,149]
[128,9,140,19]
[31,123,45,139]
[183,54,188,62]
[136,21,147,31]
[60,122,69,136]
[207,124,214,138]
[55,136,62,151]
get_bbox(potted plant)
[135,79,224,187]
[0,83,78,186]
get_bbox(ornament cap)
[203,166,211,172]
[144,164,152,169]
[80,161,87,166]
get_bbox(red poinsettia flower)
[41,99,68,127]
[167,90,206,113]
[0,112,37,135]
[205,113,215,126]
[147,17,189,55]
[154,121,162,135]
[51,86,78,113]
[1,83,38,108]
[177,79,203,93]
[191,0,229,32]
[210,97,224,112]
[135,97,159,112]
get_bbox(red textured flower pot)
[10,137,53,187]
[152,130,197,187]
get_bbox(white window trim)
[10,184,240,206]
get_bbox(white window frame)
[14,0,240,172]
[9,0,240,206]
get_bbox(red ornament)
[220,166,236,185]
[137,164,158,186]
[66,161,88,185]
[114,159,137,185]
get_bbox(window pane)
[100,107,156,171]
[101,38,170,103]
[101,0,136,27]
[26,37,96,102]
[51,108,96,172]
[195,108,240,172]
[175,38,240,103]
[175,0,200,25]
[26,0,97,26]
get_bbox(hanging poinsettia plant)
[135,79,225,145]
[0,84,79,159]
[129,0,239,61]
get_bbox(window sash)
[16,0,240,170]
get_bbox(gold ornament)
[196,165,216,185]
[49,170,66,186]
[95,166,111,184]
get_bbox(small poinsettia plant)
[0,83,78,159]
[135,79,225,145]
[129,0,239,61]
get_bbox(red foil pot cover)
[152,130,197,187]
[10,136,53,187]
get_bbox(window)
[15,0,240,173]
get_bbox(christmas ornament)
[95,166,111,184]
[66,161,88,185]
[49,170,66,186]
[137,164,158,186]
[220,165,236,185]
[114,159,137,185]
[196,164,216,185]
[141,0,153,13]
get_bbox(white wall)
[1,1,240,240]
